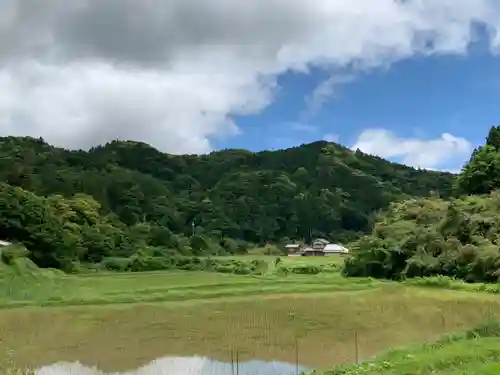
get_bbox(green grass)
[0,269,380,308]
[454,363,500,375]
[322,321,500,375]
[0,255,366,308]
[324,337,500,374]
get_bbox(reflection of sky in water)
[35,356,311,375]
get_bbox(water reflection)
[35,356,311,375]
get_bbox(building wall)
[303,250,325,256]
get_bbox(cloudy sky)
[2,0,500,171]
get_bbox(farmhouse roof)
[323,244,349,253]
[312,238,329,244]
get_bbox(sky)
[2,1,500,172]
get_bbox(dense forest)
[345,126,500,283]
[0,136,453,270]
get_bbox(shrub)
[466,320,500,339]
[290,265,322,275]
[264,244,282,255]
[99,255,274,275]
[276,266,290,276]
[189,235,209,255]
[323,262,341,272]
[344,193,500,283]
[101,257,131,271]
[1,244,30,265]
[220,237,239,253]
[404,276,458,288]
[251,259,269,274]
[134,256,172,271]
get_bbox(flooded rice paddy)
[4,287,500,373]
[35,357,309,375]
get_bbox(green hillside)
[0,136,453,269]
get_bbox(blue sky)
[220,34,499,172]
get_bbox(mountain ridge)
[0,135,454,267]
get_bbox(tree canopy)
[346,126,500,283]
[0,136,454,270]
[457,125,500,195]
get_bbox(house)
[323,243,349,255]
[311,238,329,250]
[0,240,11,247]
[302,247,325,256]
[285,244,302,256]
[302,239,349,256]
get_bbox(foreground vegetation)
[0,254,500,373]
[2,283,500,371]
[6,320,500,375]
[323,320,500,375]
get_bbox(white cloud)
[1,0,500,153]
[351,128,472,170]
[304,75,355,118]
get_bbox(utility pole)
[295,337,299,375]
[192,220,195,237]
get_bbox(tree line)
[0,136,453,270]
[346,126,500,283]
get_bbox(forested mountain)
[0,136,453,269]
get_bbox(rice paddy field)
[2,255,500,374]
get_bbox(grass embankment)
[2,254,500,309]
[323,321,500,375]
[0,255,364,308]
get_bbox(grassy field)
[0,254,356,308]
[2,255,500,374]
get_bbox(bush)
[323,262,341,273]
[264,244,282,255]
[276,266,290,276]
[467,320,500,339]
[404,276,458,288]
[101,257,131,271]
[99,255,275,276]
[189,235,209,255]
[1,244,30,265]
[251,259,269,274]
[344,193,500,283]
[290,265,322,275]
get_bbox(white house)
[0,240,11,247]
[311,238,330,249]
[323,243,349,255]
